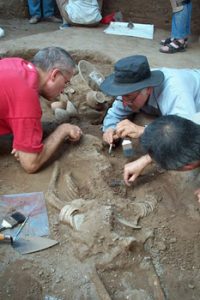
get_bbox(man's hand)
[116,119,145,139]
[123,154,152,186]
[103,128,119,145]
[12,123,83,174]
[66,124,82,141]
[11,149,20,160]
[194,189,200,203]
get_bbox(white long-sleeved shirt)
[65,0,102,24]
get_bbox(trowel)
[0,214,58,254]
[12,236,59,254]
[0,233,58,254]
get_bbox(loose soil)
[0,18,200,300]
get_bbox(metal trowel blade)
[13,236,58,254]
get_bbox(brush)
[0,215,29,244]
[0,211,26,232]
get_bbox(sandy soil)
[0,18,200,300]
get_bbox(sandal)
[159,39,187,54]
[160,37,188,47]
[160,37,174,46]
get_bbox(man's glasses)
[60,71,71,88]
[122,91,140,106]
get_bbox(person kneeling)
[56,0,103,29]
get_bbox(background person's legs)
[28,0,42,23]
[28,0,41,18]
[42,0,62,22]
[171,2,192,39]
[42,0,55,17]
[160,2,192,53]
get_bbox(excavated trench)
[0,49,200,300]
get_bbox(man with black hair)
[0,47,82,173]
[123,115,200,202]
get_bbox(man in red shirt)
[0,46,82,173]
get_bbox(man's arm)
[123,154,152,186]
[12,123,82,173]
[194,189,200,204]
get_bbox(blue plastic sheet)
[0,192,49,237]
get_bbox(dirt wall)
[0,0,28,18]
[0,0,199,35]
[102,0,200,35]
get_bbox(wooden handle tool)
[0,233,13,243]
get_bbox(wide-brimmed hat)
[100,55,164,96]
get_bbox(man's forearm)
[142,154,152,166]
[36,124,70,164]
[103,98,132,132]
[123,154,153,185]
[17,124,80,173]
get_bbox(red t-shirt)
[0,57,43,152]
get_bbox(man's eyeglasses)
[122,91,140,106]
[60,71,71,88]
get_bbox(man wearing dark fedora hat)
[100,55,200,145]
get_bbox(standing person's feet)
[43,16,62,23]
[159,39,187,54]
[59,23,71,30]
[29,16,41,24]
[160,37,174,46]
[160,37,188,47]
